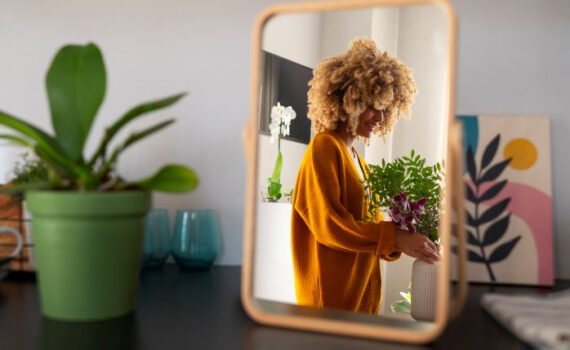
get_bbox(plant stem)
[475,182,496,282]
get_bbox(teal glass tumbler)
[172,209,219,270]
[142,209,171,269]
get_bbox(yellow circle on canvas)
[503,138,538,170]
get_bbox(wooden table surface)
[0,265,568,350]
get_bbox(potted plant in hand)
[365,150,444,321]
[0,42,198,321]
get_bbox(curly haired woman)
[291,37,440,314]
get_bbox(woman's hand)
[394,229,440,264]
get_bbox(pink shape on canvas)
[466,181,553,285]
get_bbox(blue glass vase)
[142,209,171,270]
[172,210,219,270]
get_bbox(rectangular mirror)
[242,0,466,343]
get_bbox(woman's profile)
[291,37,440,314]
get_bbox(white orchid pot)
[410,259,440,322]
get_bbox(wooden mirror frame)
[241,0,467,344]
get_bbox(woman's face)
[356,108,385,138]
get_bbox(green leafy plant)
[391,283,412,313]
[11,153,49,187]
[0,43,197,193]
[267,152,283,200]
[365,150,444,242]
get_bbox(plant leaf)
[479,158,512,184]
[489,236,521,263]
[0,181,52,195]
[271,152,283,183]
[466,209,477,227]
[46,43,106,160]
[390,300,411,313]
[96,120,175,180]
[465,183,478,203]
[136,164,198,193]
[467,230,480,245]
[268,181,282,198]
[34,144,73,179]
[468,250,486,263]
[0,134,34,148]
[478,198,511,225]
[466,146,477,184]
[479,180,508,202]
[116,119,175,155]
[0,110,90,181]
[481,134,500,171]
[88,92,187,166]
[482,214,510,246]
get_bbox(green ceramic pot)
[26,191,151,321]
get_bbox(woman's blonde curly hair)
[307,37,417,138]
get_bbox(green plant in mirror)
[391,283,412,314]
[0,42,197,193]
[265,102,296,201]
[365,150,444,243]
[267,151,283,200]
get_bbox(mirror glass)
[253,3,450,329]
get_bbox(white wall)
[263,12,322,69]
[391,5,449,164]
[319,8,373,57]
[0,144,25,183]
[449,0,570,278]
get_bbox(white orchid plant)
[265,102,296,201]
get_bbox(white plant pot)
[410,259,440,322]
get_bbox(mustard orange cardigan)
[291,130,401,314]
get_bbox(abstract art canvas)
[453,115,553,286]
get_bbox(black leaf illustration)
[482,214,510,246]
[468,250,486,263]
[489,236,522,263]
[478,198,511,226]
[465,183,478,204]
[467,230,480,245]
[467,146,477,185]
[480,180,508,202]
[479,158,512,184]
[466,209,477,227]
[481,134,500,171]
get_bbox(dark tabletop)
[0,265,568,350]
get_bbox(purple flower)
[393,192,407,202]
[413,211,422,221]
[406,222,416,233]
[417,197,428,207]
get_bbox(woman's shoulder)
[310,130,343,150]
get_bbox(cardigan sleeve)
[294,134,399,257]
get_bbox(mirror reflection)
[254,4,450,324]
